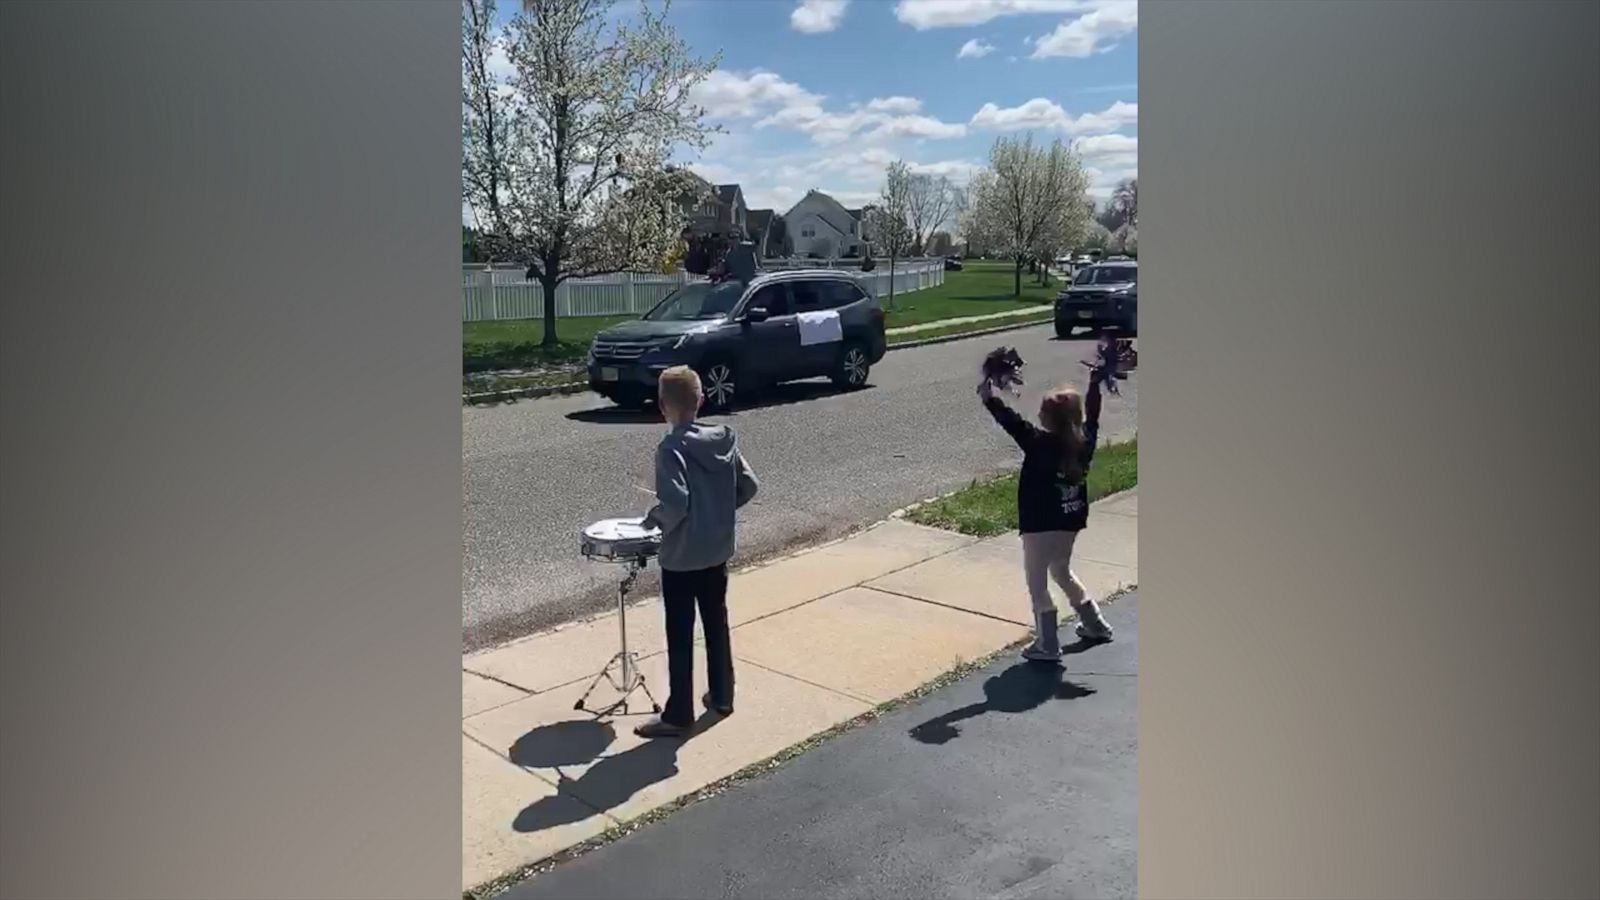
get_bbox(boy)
[635,366,759,738]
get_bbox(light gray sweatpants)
[1021,530,1089,615]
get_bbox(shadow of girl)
[908,662,1095,746]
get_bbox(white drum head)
[583,517,660,541]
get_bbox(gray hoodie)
[643,422,759,572]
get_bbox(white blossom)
[463,0,721,345]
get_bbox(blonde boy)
[636,367,759,738]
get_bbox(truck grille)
[592,340,651,360]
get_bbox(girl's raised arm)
[979,377,1039,449]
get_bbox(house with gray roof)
[784,189,866,258]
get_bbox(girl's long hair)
[1039,388,1087,482]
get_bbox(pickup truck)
[1055,260,1137,338]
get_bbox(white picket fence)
[461,258,946,322]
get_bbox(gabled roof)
[786,189,858,239]
[746,208,775,234]
[716,183,743,206]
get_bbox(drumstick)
[635,484,656,497]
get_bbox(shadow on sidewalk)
[907,660,1096,746]
[511,713,724,833]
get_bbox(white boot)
[1073,599,1114,642]
[1022,609,1061,662]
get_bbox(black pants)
[660,564,734,727]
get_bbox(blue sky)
[476,0,1136,217]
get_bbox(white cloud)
[1068,99,1138,133]
[746,184,804,211]
[475,41,517,100]
[791,0,850,34]
[895,0,1096,30]
[692,72,962,144]
[865,96,922,113]
[1084,165,1137,201]
[969,98,1137,135]
[958,38,997,59]
[1030,0,1137,58]
[689,70,823,118]
[485,42,514,82]
[908,158,983,182]
[1072,133,1137,168]
[864,114,968,141]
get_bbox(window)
[1072,266,1137,286]
[788,279,827,312]
[643,281,746,321]
[819,279,867,309]
[745,283,791,317]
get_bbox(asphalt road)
[503,594,1138,900]
[463,324,1137,650]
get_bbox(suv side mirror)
[744,306,770,323]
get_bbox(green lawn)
[906,439,1137,537]
[463,315,631,373]
[888,308,1054,345]
[462,260,1059,373]
[878,260,1059,329]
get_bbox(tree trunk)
[888,251,897,311]
[540,275,560,349]
[1013,257,1023,297]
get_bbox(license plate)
[600,367,620,382]
[1076,310,1093,319]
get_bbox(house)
[784,189,866,259]
[715,184,748,241]
[668,171,757,272]
[745,208,784,258]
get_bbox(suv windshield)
[1073,266,1137,286]
[643,281,746,321]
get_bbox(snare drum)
[580,517,662,562]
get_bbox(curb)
[462,315,1054,405]
[891,482,1137,522]
[463,379,587,405]
[884,313,1052,351]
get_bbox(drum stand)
[574,555,661,718]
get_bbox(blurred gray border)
[1,2,460,898]
[1141,1,1599,898]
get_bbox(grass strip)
[907,439,1137,537]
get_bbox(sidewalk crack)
[463,729,623,825]
[732,657,879,707]
[858,584,1032,628]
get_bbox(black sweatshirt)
[983,375,1104,534]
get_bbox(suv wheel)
[1055,319,1073,340]
[699,360,738,413]
[832,342,871,390]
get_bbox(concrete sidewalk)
[503,594,1138,900]
[462,490,1138,894]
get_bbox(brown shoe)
[633,717,689,739]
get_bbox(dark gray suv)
[586,269,888,411]
[1055,260,1137,338]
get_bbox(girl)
[977,364,1115,662]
